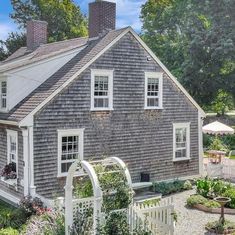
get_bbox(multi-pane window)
[91,70,113,110]
[94,76,109,108]
[1,81,7,109]
[173,123,190,161]
[7,130,18,173]
[58,129,84,176]
[145,72,163,109]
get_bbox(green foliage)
[95,164,132,213]
[74,177,93,198]
[70,209,93,235]
[206,220,235,234]
[183,180,193,190]
[152,179,187,195]
[0,227,19,235]
[0,0,88,61]
[10,0,88,42]
[223,188,235,209]
[186,195,208,207]
[208,137,228,152]
[196,178,232,198]
[0,32,26,61]
[98,211,130,235]
[141,0,235,110]
[0,200,27,230]
[187,194,220,208]
[203,200,220,209]
[210,90,234,116]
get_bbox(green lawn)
[230,155,235,160]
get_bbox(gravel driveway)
[171,189,235,235]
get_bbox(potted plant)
[1,162,17,180]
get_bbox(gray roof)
[0,28,128,122]
[4,37,88,62]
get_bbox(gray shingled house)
[0,0,205,204]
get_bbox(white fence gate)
[130,197,174,235]
[206,158,235,181]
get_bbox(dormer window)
[0,80,7,110]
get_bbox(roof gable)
[0,27,205,126]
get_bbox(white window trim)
[57,129,84,177]
[90,69,113,111]
[173,122,190,162]
[145,72,163,110]
[6,129,18,177]
[0,77,7,112]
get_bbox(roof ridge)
[39,36,88,47]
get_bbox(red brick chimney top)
[27,20,48,50]
[89,1,116,38]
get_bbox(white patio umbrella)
[203,121,234,135]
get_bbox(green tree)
[10,0,88,42]
[0,0,88,61]
[141,0,235,111]
[0,32,26,61]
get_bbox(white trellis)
[64,157,133,235]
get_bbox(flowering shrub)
[19,196,49,217]
[22,210,65,235]
[1,163,17,180]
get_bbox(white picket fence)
[66,195,174,235]
[130,197,174,235]
[206,158,235,181]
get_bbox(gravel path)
[171,189,235,235]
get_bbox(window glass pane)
[93,75,109,108]
[60,135,79,173]
[1,81,7,108]
[175,126,188,159]
[8,132,17,166]
[175,149,186,158]
[94,98,109,108]
[147,98,159,107]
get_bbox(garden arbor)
[64,157,133,235]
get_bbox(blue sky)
[0,0,146,41]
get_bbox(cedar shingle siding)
[0,126,24,198]
[33,33,199,198]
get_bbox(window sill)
[57,171,86,178]
[173,158,191,162]
[90,108,114,112]
[1,177,17,187]
[144,107,163,110]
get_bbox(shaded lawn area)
[0,199,15,211]
[230,155,235,160]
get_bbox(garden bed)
[193,203,235,214]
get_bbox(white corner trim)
[0,188,20,205]
[129,28,206,117]
[90,69,114,111]
[173,122,191,161]
[144,71,163,109]
[198,111,204,176]
[57,128,84,177]
[19,28,130,127]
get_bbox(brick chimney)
[89,0,116,38]
[27,20,48,50]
